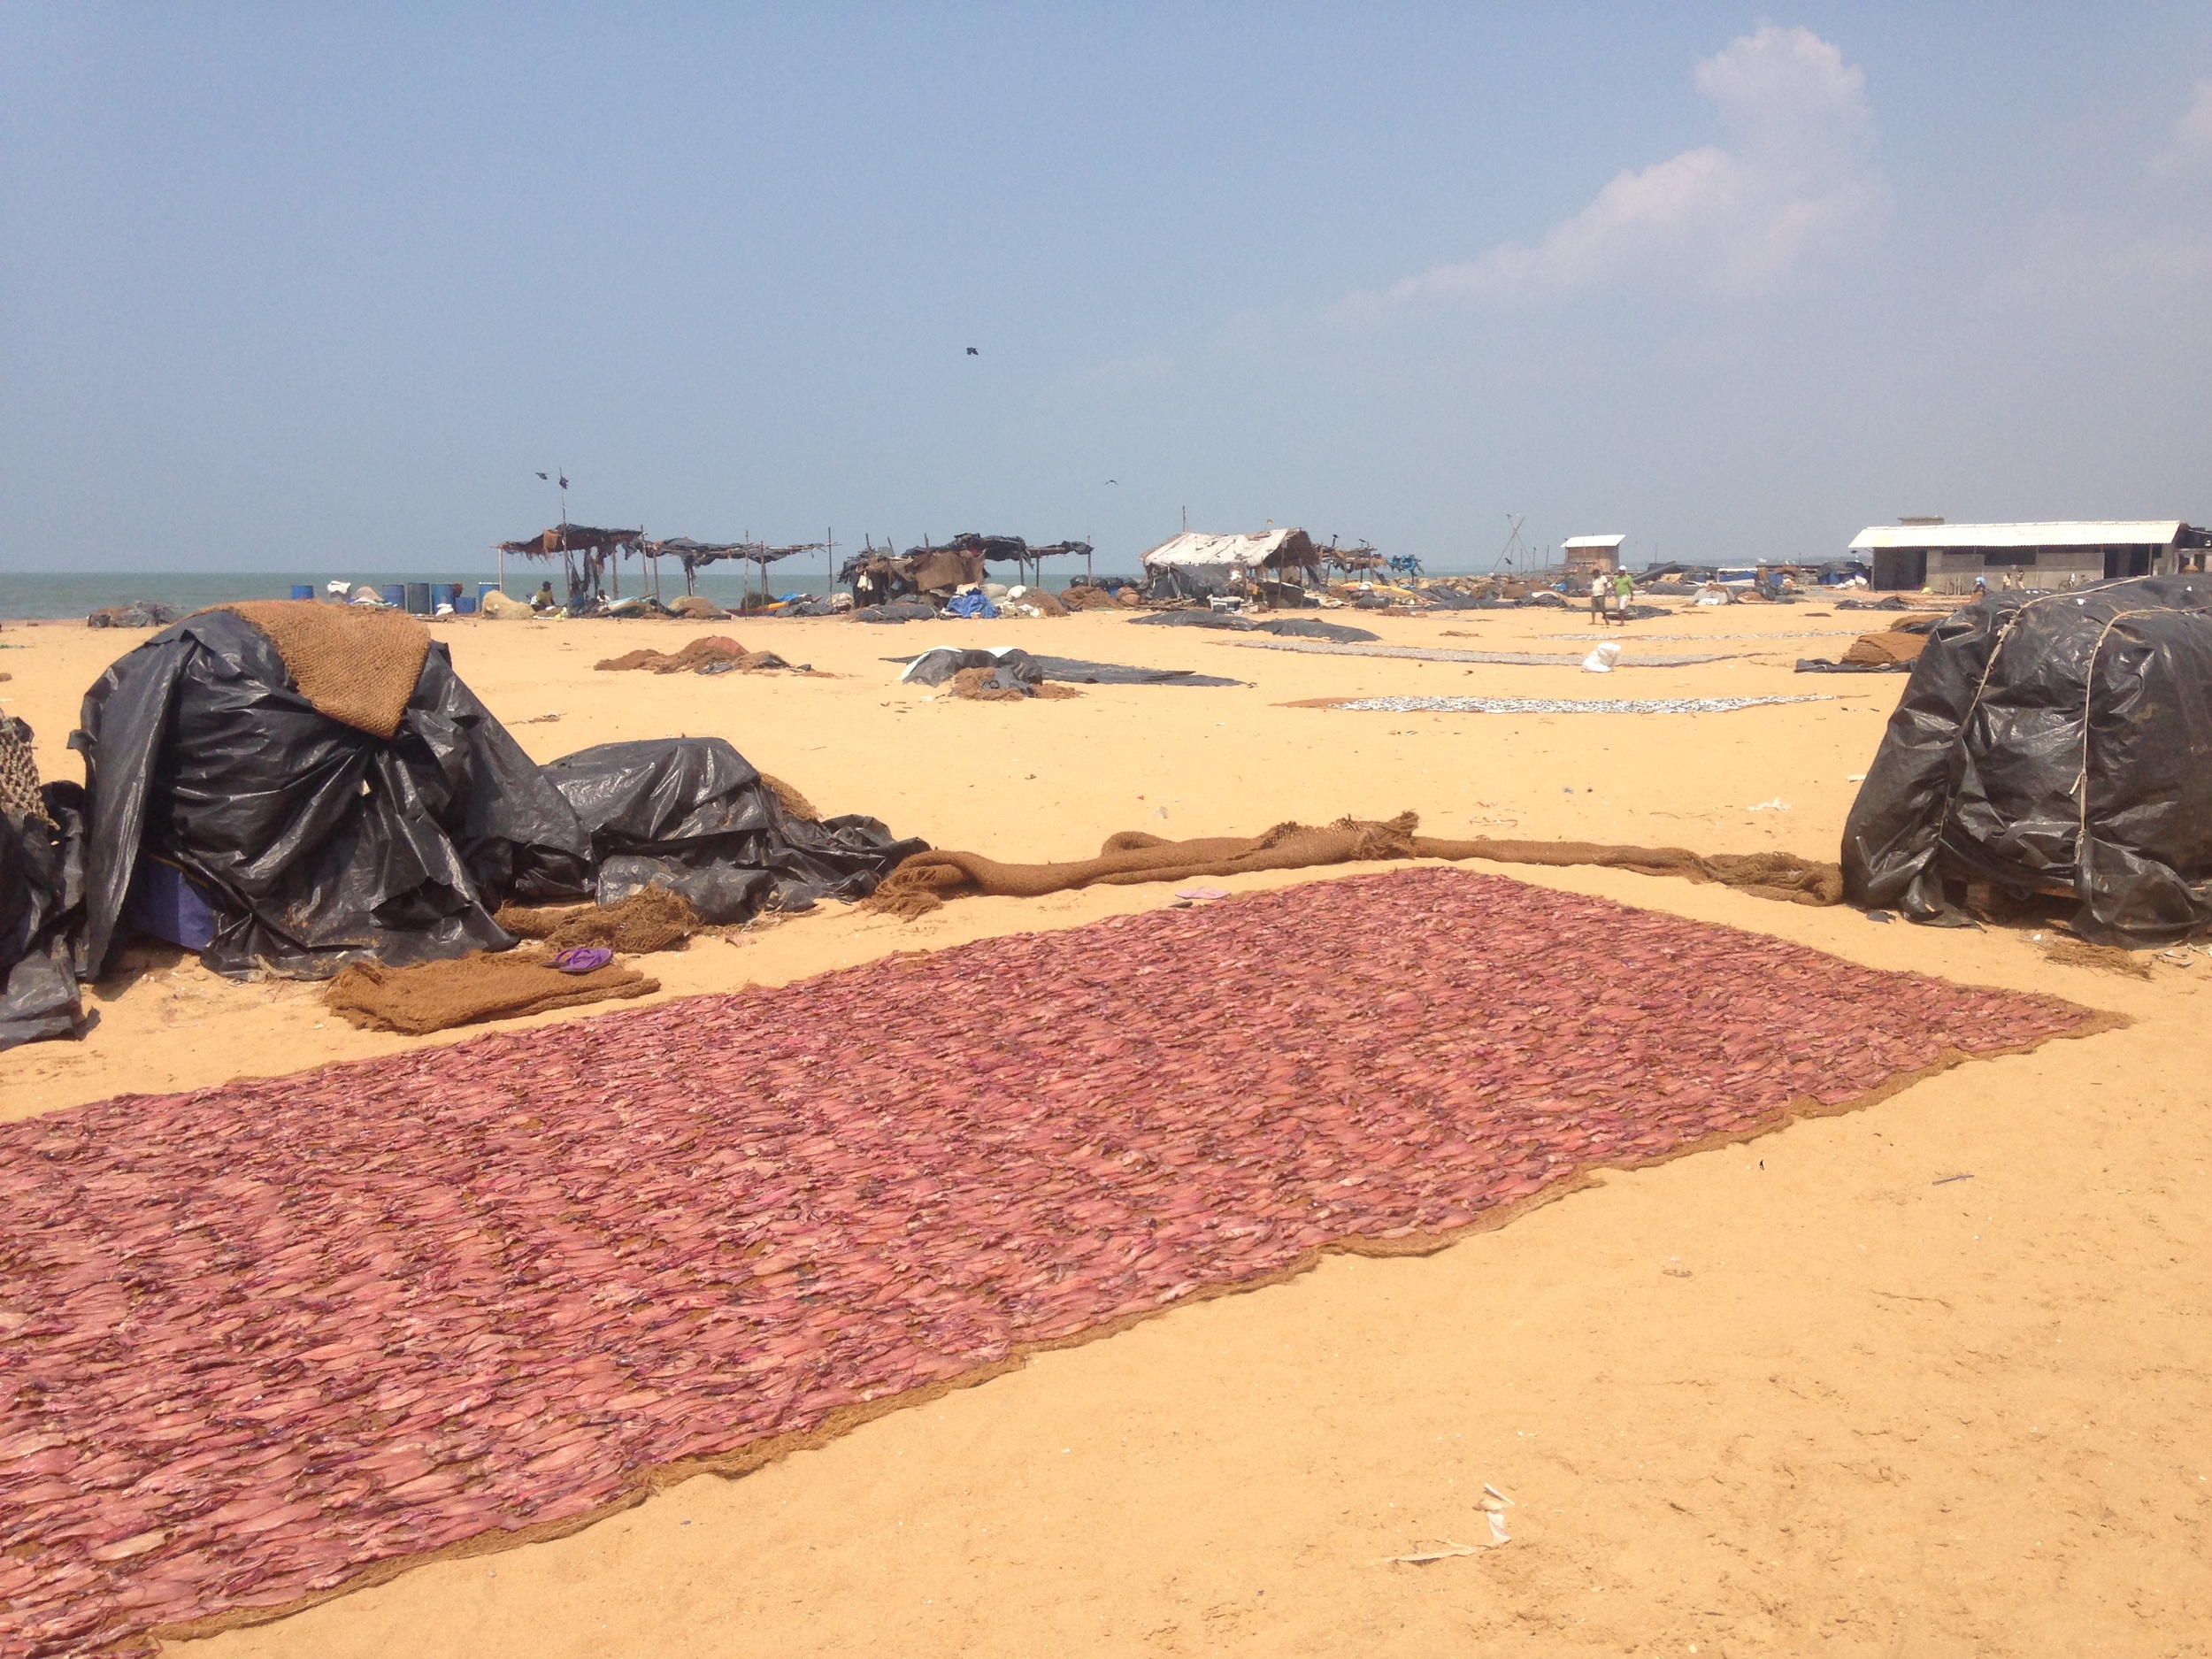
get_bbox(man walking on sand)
[1589,566,1607,622]
[1609,567,1633,625]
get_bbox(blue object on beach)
[289,585,314,600]
[403,582,433,615]
[124,857,219,952]
[379,583,405,608]
[479,582,503,602]
[455,595,478,614]
[944,591,998,619]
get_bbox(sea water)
[0,565,1148,621]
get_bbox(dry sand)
[2,600,2207,1655]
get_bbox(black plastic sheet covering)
[1843,576,2212,943]
[894,648,1241,687]
[71,611,595,980]
[1129,612,1379,643]
[544,738,928,924]
[0,780,91,1049]
[1128,610,1255,632]
[1256,618,1378,643]
[895,648,1046,691]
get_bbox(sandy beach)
[4,601,2207,1655]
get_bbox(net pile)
[0,715,45,825]
[494,886,702,954]
[593,636,790,674]
[1056,586,1133,611]
[0,868,2103,1654]
[948,667,1082,703]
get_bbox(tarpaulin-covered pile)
[0,718,88,1047]
[545,737,926,923]
[1843,575,2212,943]
[73,606,593,980]
[32,603,923,1023]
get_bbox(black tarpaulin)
[71,610,595,979]
[1,761,91,1048]
[892,647,1241,687]
[1843,575,2212,943]
[544,738,928,923]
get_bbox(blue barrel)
[479,581,503,602]
[403,582,432,615]
[379,583,405,608]
[289,584,314,601]
[455,595,479,615]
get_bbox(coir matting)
[0,869,2106,1655]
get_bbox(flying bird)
[535,472,547,480]
[1106,479,1118,485]
[966,346,979,356]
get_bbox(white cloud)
[1349,25,1880,311]
[2152,77,2212,176]
[1066,348,1176,393]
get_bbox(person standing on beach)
[1589,567,1607,622]
[1609,567,1633,625]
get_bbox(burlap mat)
[1841,627,1932,667]
[864,811,1843,918]
[217,603,432,739]
[323,951,660,1034]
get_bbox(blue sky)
[4,4,2211,572]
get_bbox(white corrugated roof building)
[1141,529,1315,571]
[1850,521,2184,551]
[1850,519,2210,593]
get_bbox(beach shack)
[498,525,643,607]
[1850,520,2212,594]
[1562,534,1626,577]
[1141,529,1324,601]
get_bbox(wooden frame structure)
[496,525,644,607]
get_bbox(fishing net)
[947,666,1083,702]
[494,885,702,954]
[593,636,789,673]
[0,714,46,825]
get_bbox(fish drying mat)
[0,868,2108,1655]
[1223,638,1740,667]
[1314,694,1834,715]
